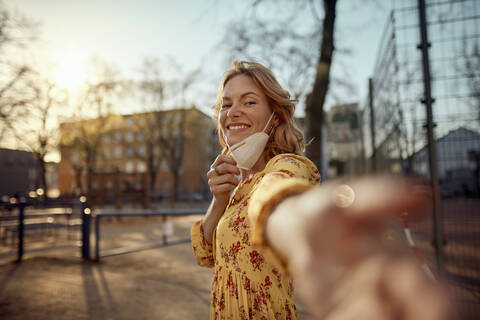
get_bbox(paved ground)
[0,217,214,320]
[0,214,312,320]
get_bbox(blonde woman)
[191,61,449,320]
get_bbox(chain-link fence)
[362,0,480,318]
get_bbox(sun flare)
[52,52,87,90]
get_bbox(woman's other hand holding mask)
[207,154,240,210]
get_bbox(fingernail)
[332,184,355,208]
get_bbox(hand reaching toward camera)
[266,177,452,320]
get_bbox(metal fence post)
[17,199,26,262]
[95,215,100,261]
[368,78,376,173]
[417,0,444,275]
[80,196,91,260]
[162,215,167,245]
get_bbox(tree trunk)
[305,0,337,179]
[170,170,178,208]
[37,155,48,205]
[149,168,157,196]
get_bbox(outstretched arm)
[265,177,452,320]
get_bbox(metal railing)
[93,208,204,261]
[0,198,86,262]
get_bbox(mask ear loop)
[263,112,276,135]
[220,127,232,155]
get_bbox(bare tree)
[60,59,124,199]
[132,57,201,205]
[0,2,37,146]
[305,0,338,177]
[13,75,67,201]
[459,40,480,122]
[217,0,345,177]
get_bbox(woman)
[191,61,449,320]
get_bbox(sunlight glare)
[52,51,87,90]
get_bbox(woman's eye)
[221,104,231,109]
[245,101,256,106]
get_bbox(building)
[410,127,480,197]
[58,106,219,204]
[326,103,365,177]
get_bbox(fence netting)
[361,0,480,318]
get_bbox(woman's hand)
[201,154,241,244]
[267,177,452,319]
[207,154,240,208]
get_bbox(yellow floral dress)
[191,153,320,320]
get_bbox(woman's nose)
[226,101,241,118]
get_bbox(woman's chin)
[226,135,246,146]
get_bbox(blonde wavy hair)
[213,60,305,161]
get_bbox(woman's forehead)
[222,74,262,98]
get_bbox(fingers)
[303,177,431,229]
[208,173,239,190]
[207,154,240,196]
[300,253,450,320]
[208,154,240,178]
[211,154,237,170]
[339,177,430,219]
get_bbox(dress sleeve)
[248,154,320,260]
[190,220,215,268]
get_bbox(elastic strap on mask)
[262,112,275,133]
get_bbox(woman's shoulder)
[264,153,320,182]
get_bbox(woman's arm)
[265,178,452,319]
[202,154,240,244]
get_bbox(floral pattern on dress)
[191,153,320,319]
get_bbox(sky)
[5,0,394,160]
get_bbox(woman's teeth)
[229,125,249,130]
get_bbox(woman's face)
[219,74,273,147]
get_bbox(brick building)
[58,107,219,203]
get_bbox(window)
[126,132,134,142]
[104,149,110,159]
[126,147,133,157]
[115,147,122,158]
[137,162,147,173]
[137,132,144,141]
[174,112,182,122]
[125,161,134,173]
[72,152,79,164]
[103,134,111,143]
[115,132,123,142]
[138,145,145,156]
[161,159,169,170]
[163,179,169,190]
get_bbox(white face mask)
[224,112,275,170]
